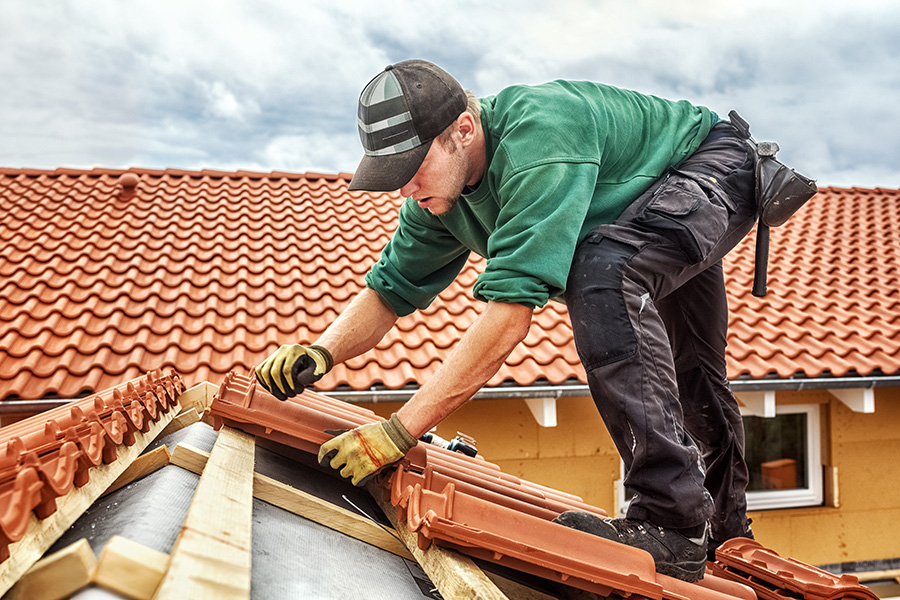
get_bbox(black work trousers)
[564,122,757,540]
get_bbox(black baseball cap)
[349,60,467,192]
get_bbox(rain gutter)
[3,374,897,417]
[322,373,900,404]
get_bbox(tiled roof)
[209,371,880,600]
[724,186,900,379]
[1,167,898,400]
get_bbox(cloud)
[0,0,898,187]
[201,81,261,121]
[260,132,362,174]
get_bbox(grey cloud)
[1,0,898,187]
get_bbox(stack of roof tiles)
[0,369,184,561]
[1,167,899,402]
[209,372,879,600]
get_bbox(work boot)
[553,511,708,583]
[707,518,754,562]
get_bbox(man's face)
[398,136,469,216]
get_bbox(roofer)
[255,59,757,582]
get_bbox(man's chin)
[427,197,460,216]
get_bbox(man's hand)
[317,414,418,486]
[255,344,333,401]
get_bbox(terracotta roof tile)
[1,168,899,400]
[0,369,184,561]
[723,186,900,380]
[209,371,878,599]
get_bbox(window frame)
[744,403,823,511]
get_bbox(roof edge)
[322,373,900,403]
[0,166,354,182]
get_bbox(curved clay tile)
[2,169,900,399]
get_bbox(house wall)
[361,385,900,568]
[749,388,900,567]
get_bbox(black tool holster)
[728,111,818,297]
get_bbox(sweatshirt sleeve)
[365,198,471,317]
[473,160,600,307]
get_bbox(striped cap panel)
[357,70,420,156]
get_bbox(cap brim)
[348,141,432,192]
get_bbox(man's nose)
[399,177,418,198]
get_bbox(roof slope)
[1,167,898,400]
[208,371,880,600]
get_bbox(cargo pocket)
[634,172,729,264]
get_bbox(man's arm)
[317,298,533,486]
[315,287,399,365]
[396,300,533,437]
[254,287,398,400]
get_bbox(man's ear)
[456,112,477,147]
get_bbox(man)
[256,59,757,582]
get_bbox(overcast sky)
[1,0,898,188]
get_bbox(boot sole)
[657,559,706,583]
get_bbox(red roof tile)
[1,168,898,400]
[724,187,900,379]
[209,371,878,599]
[0,369,184,561]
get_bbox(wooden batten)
[170,442,410,559]
[153,426,255,600]
[6,539,96,600]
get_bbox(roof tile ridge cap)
[0,370,183,546]
[302,171,353,181]
[0,167,65,177]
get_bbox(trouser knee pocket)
[565,236,639,370]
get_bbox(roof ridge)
[0,166,354,182]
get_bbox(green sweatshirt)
[365,80,716,316]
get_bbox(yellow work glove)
[317,413,418,486]
[255,344,333,401]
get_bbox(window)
[615,403,823,516]
[744,404,822,510]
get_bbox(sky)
[1,0,898,188]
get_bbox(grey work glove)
[255,344,333,400]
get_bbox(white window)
[615,403,823,516]
[744,403,823,510]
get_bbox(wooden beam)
[158,408,201,439]
[94,536,169,600]
[829,387,875,413]
[175,382,218,415]
[851,567,900,583]
[823,465,840,508]
[483,570,565,600]
[153,426,255,600]
[6,538,96,600]
[0,407,177,596]
[102,445,171,497]
[170,442,410,559]
[367,483,510,600]
[736,390,776,418]
[524,398,557,428]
